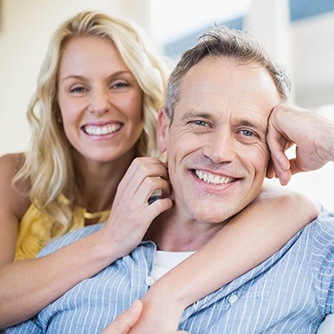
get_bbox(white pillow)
[317,314,334,334]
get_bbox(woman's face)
[57,36,143,164]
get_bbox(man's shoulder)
[301,205,334,256]
[309,205,334,234]
[37,224,103,257]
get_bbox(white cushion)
[317,314,334,334]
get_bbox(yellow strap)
[84,210,110,221]
[58,194,110,222]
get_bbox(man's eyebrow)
[238,119,260,128]
[236,119,268,134]
[181,111,214,121]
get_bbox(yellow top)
[14,195,110,261]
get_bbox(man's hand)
[267,104,334,185]
[101,300,189,334]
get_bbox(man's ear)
[157,107,170,153]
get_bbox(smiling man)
[159,56,279,227]
[7,27,334,334]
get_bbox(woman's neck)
[72,149,137,212]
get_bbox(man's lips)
[82,122,123,136]
[194,169,237,185]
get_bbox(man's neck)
[145,207,227,252]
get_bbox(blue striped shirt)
[6,207,334,333]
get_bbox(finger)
[132,158,169,180]
[268,139,290,172]
[267,120,291,173]
[271,156,291,185]
[288,158,306,175]
[265,154,291,185]
[266,159,276,179]
[144,197,173,221]
[277,169,292,186]
[135,177,171,204]
[102,300,143,334]
[119,158,168,194]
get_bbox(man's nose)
[89,89,111,116]
[202,130,236,164]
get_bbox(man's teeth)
[84,124,121,136]
[195,170,234,185]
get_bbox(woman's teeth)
[84,123,121,136]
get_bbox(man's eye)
[191,120,209,127]
[240,129,255,137]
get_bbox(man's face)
[158,57,281,224]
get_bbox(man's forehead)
[175,57,280,123]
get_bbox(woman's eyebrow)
[61,70,133,82]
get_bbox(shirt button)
[228,294,238,304]
[145,276,155,286]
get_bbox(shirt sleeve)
[5,317,42,333]
[310,208,334,315]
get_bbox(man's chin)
[190,208,233,225]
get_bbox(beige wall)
[0,0,151,155]
[1,0,333,209]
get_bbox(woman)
[0,11,317,329]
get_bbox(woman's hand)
[124,290,184,334]
[98,157,173,261]
[101,300,143,334]
[102,300,189,334]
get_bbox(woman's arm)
[129,185,319,333]
[0,155,125,328]
[0,156,171,328]
[101,300,188,334]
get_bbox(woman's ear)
[157,107,170,153]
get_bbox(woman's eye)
[111,81,130,89]
[70,86,86,93]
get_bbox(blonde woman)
[0,11,317,330]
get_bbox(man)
[7,27,334,333]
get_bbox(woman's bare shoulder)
[0,152,31,218]
[0,152,25,169]
[0,153,27,184]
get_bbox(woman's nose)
[89,89,111,116]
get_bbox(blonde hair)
[14,11,169,236]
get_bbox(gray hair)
[165,26,292,119]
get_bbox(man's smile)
[194,169,236,185]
